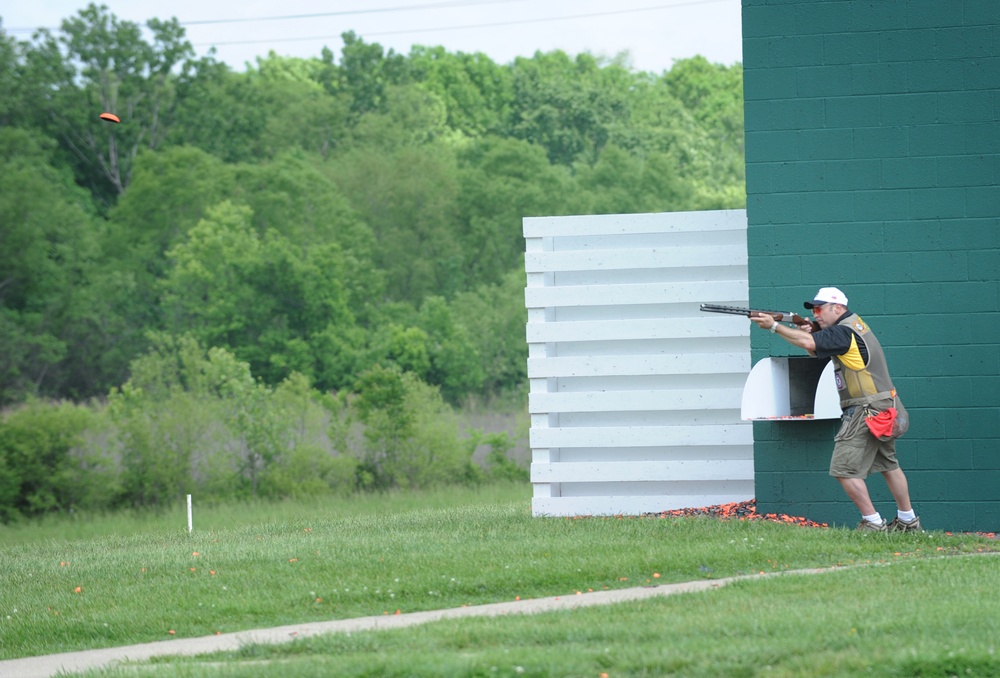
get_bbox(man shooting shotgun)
[704,288,920,533]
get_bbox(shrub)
[0,399,114,521]
[352,364,476,489]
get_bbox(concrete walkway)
[1,569,831,677]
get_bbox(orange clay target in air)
[99,112,121,123]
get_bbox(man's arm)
[749,313,817,353]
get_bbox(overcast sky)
[2,0,743,74]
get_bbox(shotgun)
[700,304,821,333]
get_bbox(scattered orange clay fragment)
[651,499,828,528]
[74,586,82,593]
[653,573,661,578]
[168,630,176,635]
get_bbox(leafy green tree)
[416,296,484,403]
[107,146,235,283]
[466,428,527,482]
[109,335,354,505]
[363,296,483,404]
[161,201,364,389]
[327,132,463,302]
[94,146,236,385]
[205,346,286,498]
[0,128,102,404]
[263,372,358,497]
[21,4,194,201]
[169,57,271,163]
[456,136,573,287]
[0,399,111,521]
[0,312,65,406]
[0,21,24,125]
[575,144,691,214]
[372,324,433,377]
[405,45,513,137]
[256,76,351,160]
[107,335,218,507]
[345,83,450,150]
[351,364,473,489]
[233,153,376,261]
[507,51,634,166]
[336,31,407,116]
[663,56,745,204]
[450,269,529,395]
[171,53,352,161]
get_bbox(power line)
[2,0,527,33]
[191,0,734,49]
[182,0,527,26]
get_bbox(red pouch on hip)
[865,407,897,440]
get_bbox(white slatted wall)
[524,210,752,516]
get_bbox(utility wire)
[190,0,734,48]
[6,0,733,38]
[3,0,526,32]
[181,0,527,25]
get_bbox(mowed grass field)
[1,482,997,677]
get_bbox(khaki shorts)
[829,406,899,479]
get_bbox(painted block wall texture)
[742,0,1000,531]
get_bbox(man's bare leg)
[837,476,876,516]
[881,467,912,512]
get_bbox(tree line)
[0,4,745,517]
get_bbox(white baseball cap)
[803,287,849,309]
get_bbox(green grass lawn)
[1,482,997,676]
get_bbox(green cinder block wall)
[741,0,1000,531]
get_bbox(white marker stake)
[187,494,193,533]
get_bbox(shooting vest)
[832,313,897,408]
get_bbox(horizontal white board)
[530,425,754,448]
[525,245,746,273]
[526,317,749,343]
[529,388,745,413]
[531,460,755,483]
[527,353,750,378]
[524,280,748,308]
[523,210,748,238]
